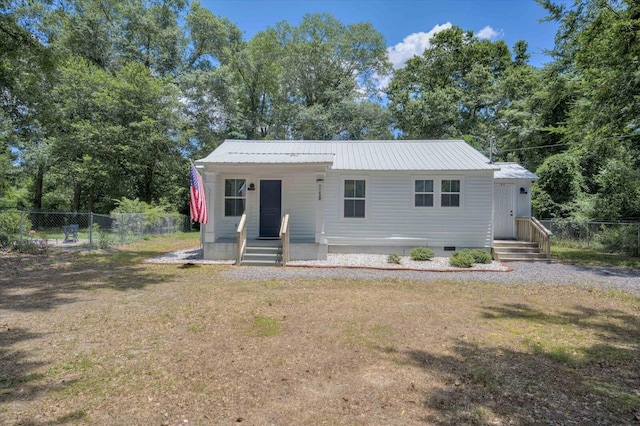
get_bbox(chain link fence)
[0,210,190,251]
[540,218,640,256]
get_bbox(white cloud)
[476,25,502,40]
[377,22,503,91]
[386,22,453,70]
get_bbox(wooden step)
[492,240,549,262]
[241,244,283,266]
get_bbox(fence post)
[120,214,125,245]
[88,212,93,250]
[637,222,639,257]
[586,220,590,248]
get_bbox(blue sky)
[200,0,560,68]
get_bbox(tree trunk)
[33,165,44,212]
[87,186,94,213]
[73,182,81,213]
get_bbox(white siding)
[282,174,317,241]
[211,166,321,241]
[323,170,494,249]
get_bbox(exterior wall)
[202,165,498,259]
[323,170,495,251]
[494,178,533,218]
[201,164,327,260]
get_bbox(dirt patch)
[1,238,639,425]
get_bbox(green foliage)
[0,232,8,248]
[110,197,181,243]
[387,253,402,264]
[593,225,639,257]
[410,247,435,261]
[593,159,640,220]
[533,153,583,218]
[386,25,519,145]
[466,249,493,264]
[450,250,475,268]
[450,249,492,267]
[92,223,112,250]
[0,211,31,235]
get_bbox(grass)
[1,234,639,424]
[552,244,640,268]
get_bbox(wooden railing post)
[279,214,290,266]
[516,217,553,260]
[236,213,247,265]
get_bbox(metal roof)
[197,140,499,171]
[494,162,538,180]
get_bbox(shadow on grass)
[0,249,178,312]
[400,303,640,425]
[0,327,54,404]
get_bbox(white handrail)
[279,214,290,266]
[236,213,247,265]
[516,217,553,260]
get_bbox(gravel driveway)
[226,262,640,295]
[149,249,640,296]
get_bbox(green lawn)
[552,244,640,268]
[1,234,638,425]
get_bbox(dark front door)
[260,180,282,238]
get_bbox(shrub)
[10,240,43,254]
[0,211,31,236]
[0,232,8,247]
[450,251,475,268]
[594,224,639,256]
[93,223,113,249]
[387,253,401,264]
[467,249,493,264]
[410,247,435,261]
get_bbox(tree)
[538,0,640,219]
[532,152,583,218]
[386,26,514,146]
[237,13,392,140]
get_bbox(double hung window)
[344,179,366,218]
[224,179,246,216]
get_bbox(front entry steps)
[241,240,283,266]
[493,240,548,262]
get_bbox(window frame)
[223,178,247,217]
[342,177,368,219]
[412,176,464,209]
[413,178,435,208]
[440,178,462,208]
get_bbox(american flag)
[189,163,208,224]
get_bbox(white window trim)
[341,176,369,220]
[223,177,248,217]
[412,178,435,208]
[440,177,463,208]
[412,176,464,209]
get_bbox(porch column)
[315,173,326,244]
[203,171,218,243]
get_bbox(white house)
[195,139,539,263]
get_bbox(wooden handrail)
[279,214,290,266]
[236,213,247,265]
[516,217,553,260]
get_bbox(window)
[414,179,434,207]
[224,179,246,216]
[441,179,461,207]
[344,179,366,218]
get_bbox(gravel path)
[147,249,640,296]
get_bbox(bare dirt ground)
[1,236,639,425]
